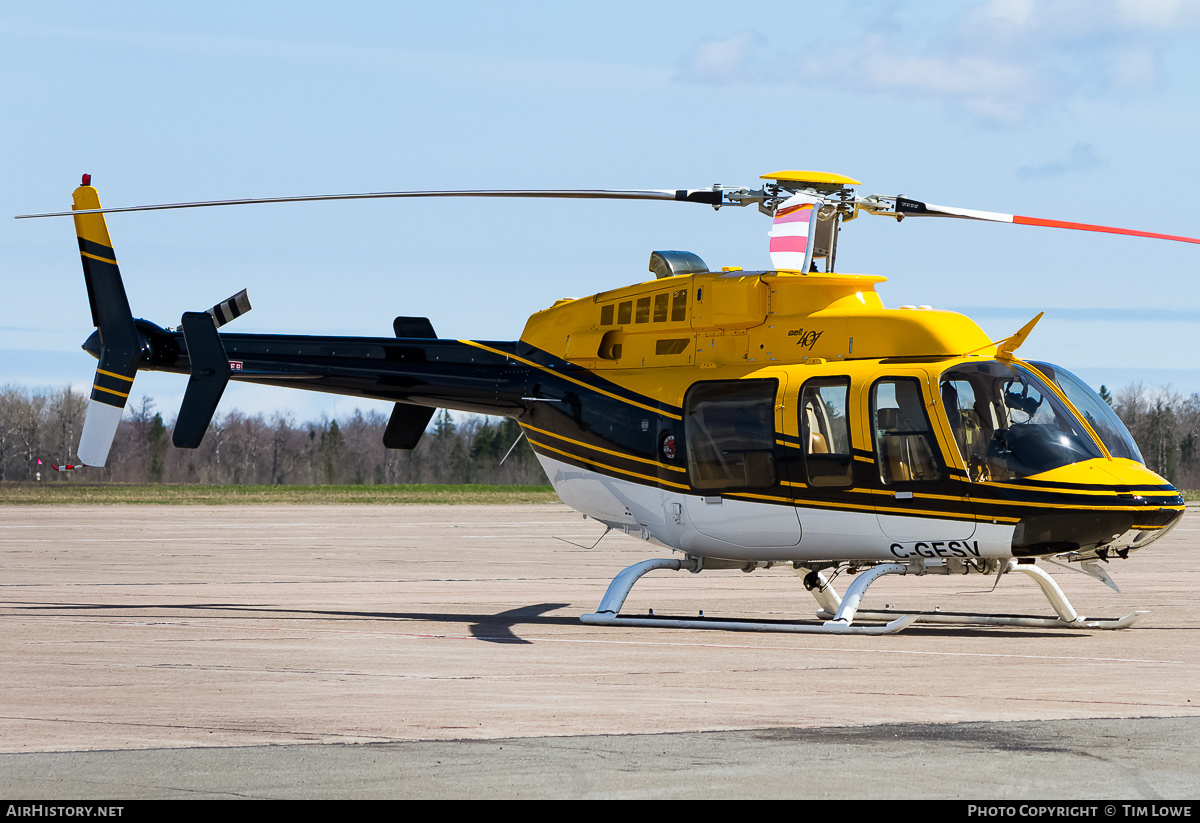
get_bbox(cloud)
[677,2,1200,126]
[1015,143,1106,180]
[823,37,1044,124]
[676,32,767,84]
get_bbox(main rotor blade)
[16,188,728,219]
[890,196,1200,246]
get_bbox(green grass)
[0,482,561,505]
[3,481,1194,505]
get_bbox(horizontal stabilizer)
[173,311,231,449]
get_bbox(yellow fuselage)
[514,269,1182,562]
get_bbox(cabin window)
[617,301,632,325]
[800,378,852,487]
[684,380,778,491]
[671,289,687,322]
[872,378,944,485]
[1027,361,1143,464]
[653,293,669,323]
[635,296,651,323]
[600,304,614,326]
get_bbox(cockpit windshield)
[939,361,1104,481]
[1027,361,1144,464]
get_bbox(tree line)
[0,387,545,485]
[1101,384,1200,490]
[1,382,1198,488]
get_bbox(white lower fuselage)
[538,454,1016,564]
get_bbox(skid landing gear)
[811,560,1146,630]
[579,557,1146,634]
[580,557,916,634]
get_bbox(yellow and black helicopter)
[18,171,1195,634]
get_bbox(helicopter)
[34,458,82,472]
[16,170,1193,635]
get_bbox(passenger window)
[600,304,614,326]
[872,378,944,485]
[800,378,852,487]
[635,296,651,323]
[617,301,632,325]
[684,380,778,491]
[653,293,669,322]
[671,289,687,322]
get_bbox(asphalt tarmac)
[2,503,1198,799]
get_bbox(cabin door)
[681,375,802,549]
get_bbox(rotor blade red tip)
[1012,214,1200,245]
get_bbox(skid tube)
[579,557,1146,634]
[812,559,1147,630]
[579,557,917,635]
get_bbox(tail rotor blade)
[73,176,141,467]
[78,355,137,466]
[79,333,139,467]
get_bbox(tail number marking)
[890,541,981,559]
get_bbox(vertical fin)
[383,404,436,449]
[173,312,231,448]
[384,317,438,448]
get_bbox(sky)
[4,0,1200,426]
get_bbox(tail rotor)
[72,175,142,466]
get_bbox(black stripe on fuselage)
[978,475,1178,494]
[506,342,684,418]
[528,410,1178,524]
